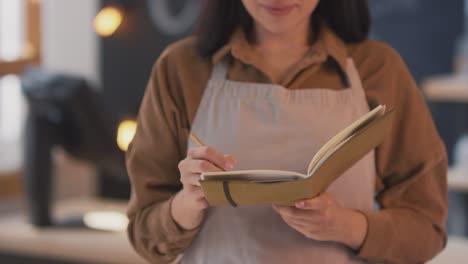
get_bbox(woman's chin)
[256,21,299,36]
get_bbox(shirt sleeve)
[355,41,448,263]
[126,50,200,263]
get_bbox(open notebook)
[200,105,394,207]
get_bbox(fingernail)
[296,201,304,208]
[224,162,234,170]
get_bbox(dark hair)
[194,0,370,58]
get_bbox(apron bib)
[181,58,376,264]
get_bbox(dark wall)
[99,0,200,198]
[370,0,464,82]
[101,0,198,118]
[370,0,466,164]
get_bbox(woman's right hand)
[171,146,237,230]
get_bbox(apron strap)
[345,58,364,91]
[210,62,229,84]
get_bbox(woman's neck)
[253,22,310,54]
[250,22,312,84]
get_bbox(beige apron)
[182,58,376,263]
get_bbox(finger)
[273,205,307,220]
[180,173,202,186]
[179,158,223,186]
[279,216,325,240]
[186,185,205,199]
[178,158,198,176]
[287,215,325,231]
[187,146,236,171]
[187,159,224,174]
[295,193,333,210]
[273,205,296,218]
[281,214,308,229]
[273,205,325,223]
[280,217,316,239]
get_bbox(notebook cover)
[200,109,395,207]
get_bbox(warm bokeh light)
[117,119,137,152]
[93,6,123,37]
[83,211,129,232]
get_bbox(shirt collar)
[211,23,349,73]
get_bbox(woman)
[126,0,448,263]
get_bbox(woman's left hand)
[272,192,368,251]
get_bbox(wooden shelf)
[0,57,38,76]
[0,140,23,198]
[0,198,465,263]
[0,171,22,199]
[422,75,468,103]
[0,198,146,264]
[0,0,42,77]
[448,167,468,192]
[429,237,468,263]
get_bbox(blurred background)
[0,0,468,263]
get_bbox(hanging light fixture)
[94,6,123,37]
[94,1,130,37]
[117,119,137,152]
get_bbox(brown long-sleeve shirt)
[126,25,448,264]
